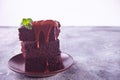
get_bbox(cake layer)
[47,54,64,71]
[25,56,46,72]
[21,39,60,58]
[18,26,35,41]
[25,53,64,72]
[19,24,56,42]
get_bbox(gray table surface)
[0,26,120,80]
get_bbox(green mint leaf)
[27,24,32,29]
[27,18,33,22]
[21,18,33,30]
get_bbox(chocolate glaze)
[32,20,60,48]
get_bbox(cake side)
[22,39,64,72]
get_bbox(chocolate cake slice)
[18,18,64,73]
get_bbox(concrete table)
[0,26,120,80]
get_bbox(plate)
[8,53,74,77]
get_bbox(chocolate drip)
[32,20,60,48]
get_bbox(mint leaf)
[27,24,32,29]
[21,18,33,29]
[27,18,32,23]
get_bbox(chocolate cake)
[18,18,64,73]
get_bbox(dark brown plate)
[8,53,74,77]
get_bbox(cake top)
[19,18,61,48]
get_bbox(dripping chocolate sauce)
[32,20,60,48]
